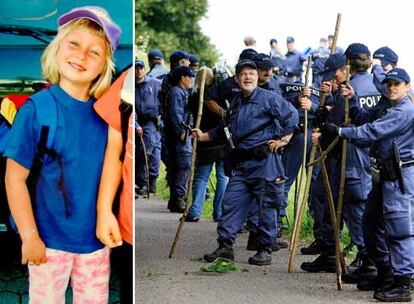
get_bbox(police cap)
[235,60,257,74]
[373,47,398,67]
[345,43,371,59]
[238,48,258,61]
[188,53,200,66]
[287,36,294,43]
[381,68,410,84]
[253,53,275,70]
[172,66,195,79]
[322,53,346,81]
[170,50,189,66]
[270,38,277,45]
[135,60,145,68]
[148,48,164,60]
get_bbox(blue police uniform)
[207,76,240,110]
[165,85,192,210]
[285,49,306,82]
[278,82,320,218]
[136,75,162,189]
[311,47,331,87]
[148,64,169,80]
[259,78,283,97]
[211,87,298,248]
[340,95,414,278]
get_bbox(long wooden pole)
[169,68,207,258]
[288,13,341,273]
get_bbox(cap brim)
[257,62,275,70]
[322,70,336,81]
[381,76,405,84]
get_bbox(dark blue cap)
[381,68,410,84]
[322,53,346,81]
[148,48,164,60]
[287,36,294,43]
[235,59,257,74]
[188,53,200,65]
[373,47,398,67]
[170,50,189,65]
[253,53,275,69]
[135,60,145,68]
[238,48,258,61]
[270,38,277,45]
[345,43,371,59]
[172,66,195,79]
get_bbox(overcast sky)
[200,0,414,79]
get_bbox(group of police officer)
[136,40,414,302]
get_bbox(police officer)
[254,53,283,96]
[311,37,331,87]
[285,36,306,82]
[147,48,169,79]
[326,68,414,302]
[135,60,162,195]
[327,34,344,54]
[269,38,287,82]
[188,53,200,73]
[164,66,195,213]
[193,60,298,266]
[372,47,399,95]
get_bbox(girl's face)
[56,27,107,91]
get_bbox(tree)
[136,0,219,67]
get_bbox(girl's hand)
[96,211,122,248]
[22,235,47,265]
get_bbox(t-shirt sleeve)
[4,101,36,170]
[94,71,128,132]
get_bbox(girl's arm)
[96,126,123,248]
[5,159,46,265]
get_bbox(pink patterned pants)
[28,247,110,304]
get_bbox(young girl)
[4,6,120,303]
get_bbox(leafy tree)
[136,0,219,67]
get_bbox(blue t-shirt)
[5,84,108,253]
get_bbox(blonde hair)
[41,18,115,99]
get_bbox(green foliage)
[136,0,219,66]
[201,258,237,273]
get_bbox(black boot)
[204,240,234,262]
[277,238,289,249]
[300,240,323,255]
[374,276,412,302]
[357,265,393,291]
[300,252,336,273]
[342,257,377,284]
[149,178,157,193]
[176,199,185,213]
[246,232,258,251]
[248,247,272,266]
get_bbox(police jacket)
[341,96,414,164]
[209,87,298,180]
[285,50,306,76]
[259,78,283,97]
[207,76,240,109]
[136,76,161,124]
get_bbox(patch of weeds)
[201,258,237,273]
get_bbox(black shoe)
[342,259,377,284]
[277,238,289,249]
[357,266,393,291]
[176,199,185,213]
[149,178,157,193]
[300,240,323,255]
[247,233,280,252]
[248,248,272,266]
[374,276,412,302]
[347,254,363,273]
[184,215,200,222]
[136,186,147,196]
[204,241,234,262]
[300,253,336,273]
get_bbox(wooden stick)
[169,68,207,258]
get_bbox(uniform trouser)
[218,176,283,247]
[136,122,161,186]
[320,158,366,251]
[309,169,328,243]
[380,167,414,276]
[188,161,229,220]
[167,149,191,201]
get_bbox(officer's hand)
[341,84,355,99]
[267,139,285,152]
[191,128,207,142]
[302,87,311,98]
[299,96,312,111]
[371,58,381,66]
[323,123,339,136]
[96,210,122,248]
[311,131,321,145]
[137,127,143,137]
[319,81,332,94]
